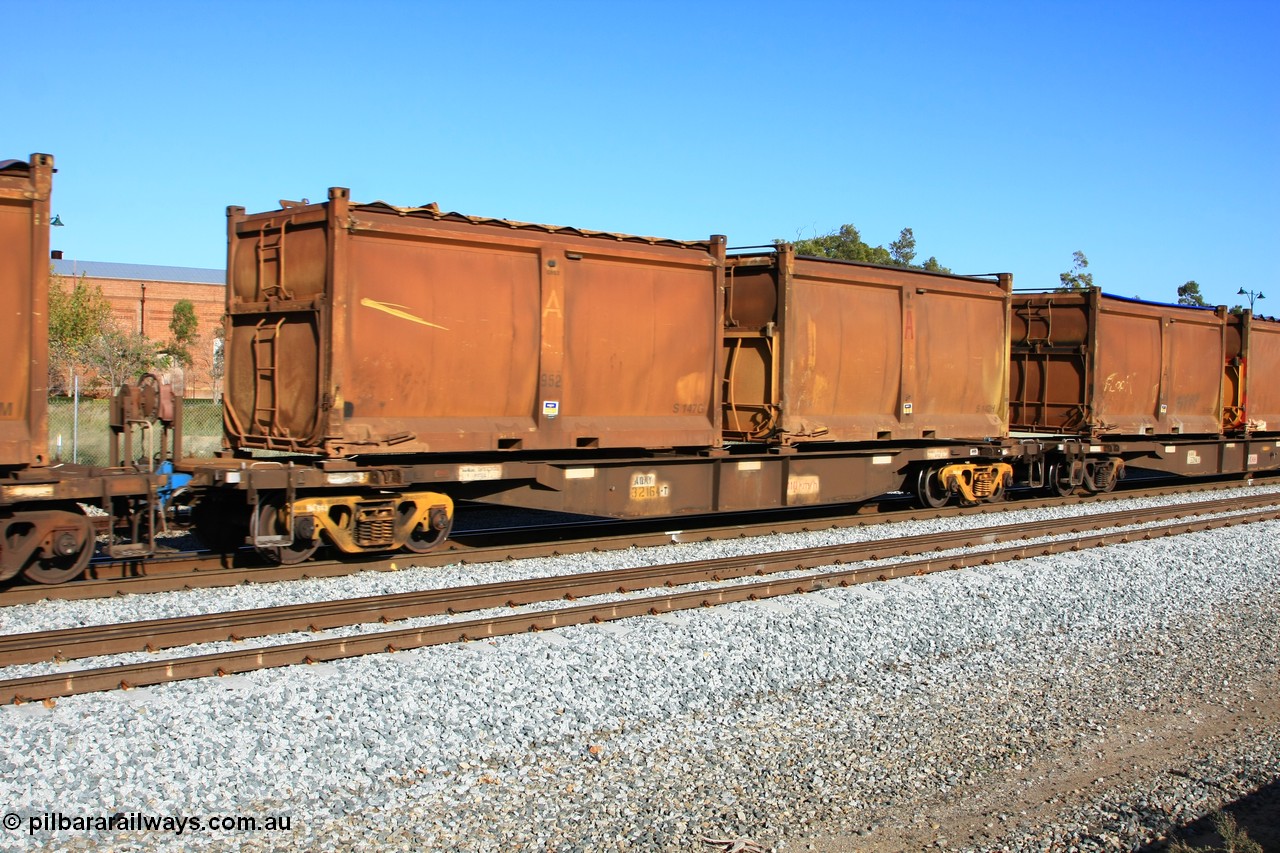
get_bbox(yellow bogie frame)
[287,491,455,555]
[935,463,1014,503]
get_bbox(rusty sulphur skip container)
[722,245,1012,444]
[0,154,53,468]
[223,189,725,456]
[1224,310,1280,435]
[1010,289,1228,437]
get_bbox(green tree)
[890,227,916,266]
[794,224,888,263]
[162,299,199,367]
[81,327,160,394]
[792,224,951,273]
[1177,280,1207,307]
[48,270,113,394]
[1057,251,1093,292]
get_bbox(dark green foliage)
[162,299,200,367]
[1177,280,1208,306]
[792,224,952,273]
[1058,251,1093,292]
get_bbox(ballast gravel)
[0,482,1276,637]
[0,491,1276,851]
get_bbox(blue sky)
[10,0,1277,306]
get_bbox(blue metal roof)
[51,259,224,285]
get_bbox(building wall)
[95,277,225,397]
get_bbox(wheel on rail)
[1046,462,1076,497]
[403,507,453,554]
[915,467,951,509]
[252,495,320,565]
[21,510,95,585]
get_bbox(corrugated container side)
[1010,290,1226,436]
[223,190,723,455]
[724,247,1011,443]
[0,155,53,468]
[1226,312,1280,433]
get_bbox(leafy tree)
[81,328,160,394]
[792,224,951,273]
[162,299,199,367]
[1057,251,1093,292]
[890,228,916,266]
[48,270,113,394]
[794,224,888,263]
[1177,280,1207,306]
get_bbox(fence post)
[73,374,80,464]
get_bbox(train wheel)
[915,467,950,509]
[252,496,319,565]
[1046,463,1075,497]
[404,507,453,554]
[22,511,94,585]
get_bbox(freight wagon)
[1008,289,1279,492]
[8,155,1280,582]
[0,155,165,583]
[187,190,1020,562]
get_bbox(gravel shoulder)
[804,648,1280,851]
[0,515,1276,852]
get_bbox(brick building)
[51,258,226,398]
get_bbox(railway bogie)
[185,460,457,563]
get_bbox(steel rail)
[0,478,1267,607]
[2,492,1275,667]
[1,503,1277,704]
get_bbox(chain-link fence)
[47,396,224,466]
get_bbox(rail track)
[1,489,1277,705]
[1,476,1270,607]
